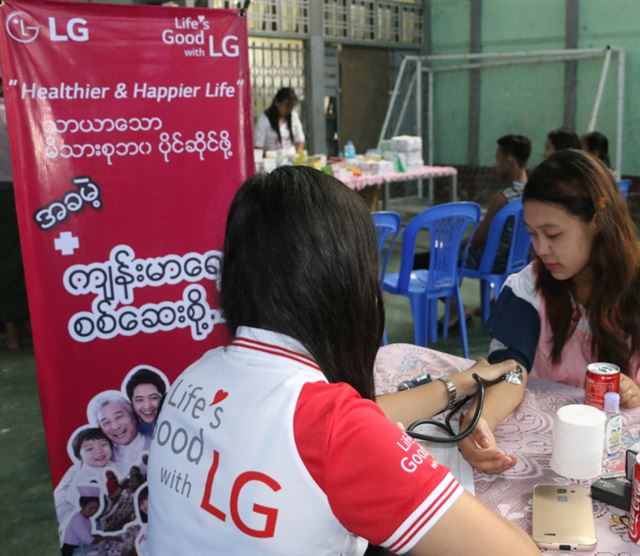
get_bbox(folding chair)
[618,179,632,200]
[382,202,480,357]
[461,198,531,322]
[373,211,401,345]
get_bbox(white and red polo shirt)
[147,327,462,555]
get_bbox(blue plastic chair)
[382,202,481,358]
[618,179,632,200]
[372,211,401,282]
[372,211,401,345]
[461,198,531,323]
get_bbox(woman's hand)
[619,373,640,408]
[458,416,517,474]
[459,358,521,392]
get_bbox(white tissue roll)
[550,404,606,480]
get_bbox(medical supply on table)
[550,404,605,480]
[397,374,432,391]
[604,392,622,458]
[591,475,631,511]
[406,365,523,444]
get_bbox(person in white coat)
[254,87,305,156]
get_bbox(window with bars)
[323,0,421,46]
[209,0,310,35]
[208,0,421,46]
[248,38,305,117]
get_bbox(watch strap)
[438,375,457,410]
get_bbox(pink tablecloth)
[341,165,457,191]
[375,343,640,556]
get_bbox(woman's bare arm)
[410,490,540,556]
[375,359,519,426]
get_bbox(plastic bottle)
[604,391,622,457]
[344,140,356,159]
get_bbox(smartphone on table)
[532,484,597,552]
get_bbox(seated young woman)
[459,149,640,474]
[543,127,581,159]
[147,166,538,555]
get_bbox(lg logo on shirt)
[397,433,434,473]
[200,450,281,538]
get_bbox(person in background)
[89,392,150,475]
[147,166,538,556]
[458,150,640,474]
[105,469,120,501]
[136,486,148,524]
[414,134,532,328]
[543,127,581,159]
[135,486,149,556]
[125,367,167,437]
[138,453,148,477]
[581,131,613,173]
[54,427,116,536]
[465,134,531,271]
[61,487,101,556]
[254,87,305,156]
[0,77,30,352]
[99,471,141,532]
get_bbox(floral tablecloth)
[375,343,640,555]
[340,165,457,191]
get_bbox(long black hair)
[221,166,384,400]
[264,87,298,146]
[547,128,581,151]
[581,131,611,168]
[524,149,640,374]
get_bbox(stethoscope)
[405,366,524,444]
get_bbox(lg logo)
[5,11,89,43]
[6,12,39,43]
[48,17,89,42]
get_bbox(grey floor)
[381,228,493,362]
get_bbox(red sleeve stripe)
[385,474,463,554]
[231,339,322,371]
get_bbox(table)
[340,165,458,207]
[375,343,640,555]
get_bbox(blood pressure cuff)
[484,285,540,372]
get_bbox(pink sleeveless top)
[490,264,640,387]
[533,297,640,386]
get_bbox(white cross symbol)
[54,231,79,256]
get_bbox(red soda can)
[629,453,640,543]
[584,362,620,410]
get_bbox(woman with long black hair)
[581,131,612,170]
[254,87,305,155]
[459,150,640,474]
[147,166,537,556]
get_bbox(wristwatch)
[438,375,457,410]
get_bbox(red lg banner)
[0,0,252,552]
